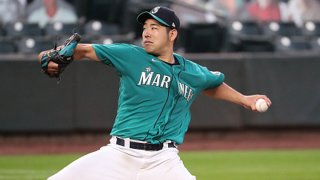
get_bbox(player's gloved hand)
[40,33,81,79]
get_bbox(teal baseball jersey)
[92,43,224,144]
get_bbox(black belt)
[116,137,176,151]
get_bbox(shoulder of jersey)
[179,56,197,68]
[126,44,147,53]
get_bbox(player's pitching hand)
[242,95,272,112]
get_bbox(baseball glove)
[40,33,81,79]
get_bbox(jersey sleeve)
[92,43,135,74]
[199,65,225,89]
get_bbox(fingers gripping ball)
[40,33,81,78]
[255,98,269,112]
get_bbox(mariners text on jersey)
[137,70,194,101]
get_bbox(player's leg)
[139,148,196,180]
[47,145,140,180]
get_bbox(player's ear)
[169,29,178,42]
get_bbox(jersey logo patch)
[146,66,152,72]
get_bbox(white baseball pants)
[47,137,196,180]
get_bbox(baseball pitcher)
[39,6,271,180]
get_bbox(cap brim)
[137,11,170,27]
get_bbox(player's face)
[142,19,171,56]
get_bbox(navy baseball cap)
[137,6,180,30]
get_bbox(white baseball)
[255,98,269,112]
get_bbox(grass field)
[0,149,320,180]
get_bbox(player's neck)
[158,55,175,64]
[157,49,175,64]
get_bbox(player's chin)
[144,46,156,55]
